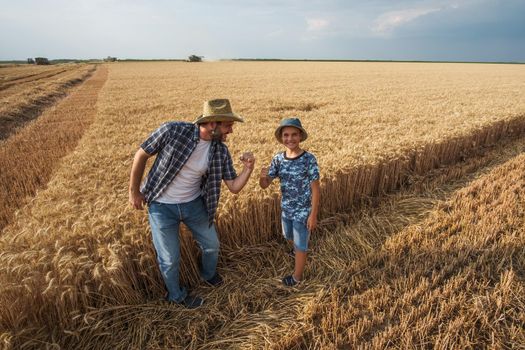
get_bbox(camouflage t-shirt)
[268,151,320,223]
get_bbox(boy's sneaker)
[173,295,204,309]
[282,275,301,287]
[206,273,224,287]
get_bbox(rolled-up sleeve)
[141,123,171,155]
[267,154,280,179]
[222,151,237,181]
[308,155,320,182]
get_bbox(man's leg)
[182,197,220,282]
[148,202,186,302]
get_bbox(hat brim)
[274,125,308,143]
[194,113,244,124]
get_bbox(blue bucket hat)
[274,118,308,143]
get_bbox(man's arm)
[129,148,152,210]
[223,152,255,194]
[307,180,320,232]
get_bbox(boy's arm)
[307,180,320,232]
[259,166,273,189]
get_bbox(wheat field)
[0,61,524,349]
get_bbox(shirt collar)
[193,123,222,146]
[192,124,200,142]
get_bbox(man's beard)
[211,128,223,142]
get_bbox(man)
[129,99,255,308]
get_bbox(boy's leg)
[182,197,220,282]
[148,202,186,302]
[292,220,309,281]
[281,217,294,255]
[294,251,307,281]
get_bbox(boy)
[259,117,320,286]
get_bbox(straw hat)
[274,118,308,143]
[193,99,244,124]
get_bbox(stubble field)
[0,61,524,349]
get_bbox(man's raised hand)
[240,151,255,170]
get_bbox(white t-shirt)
[155,140,211,204]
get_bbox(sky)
[1,0,524,62]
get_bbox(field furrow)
[0,64,69,83]
[0,64,96,140]
[0,67,72,91]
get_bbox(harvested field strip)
[1,125,523,349]
[0,64,96,140]
[0,66,108,231]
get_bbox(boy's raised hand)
[260,166,269,179]
[259,166,273,189]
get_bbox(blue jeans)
[281,216,310,252]
[148,196,219,302]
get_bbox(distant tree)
[34,57,49,65]
[103,56,117,62]
[27,58,35,64]
[188,55,203,62]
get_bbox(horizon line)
[1,58,524,65]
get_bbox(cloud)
[372,7,441,35]
[307,18,329,31]
[265,29,284,39]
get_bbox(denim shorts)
[281,217,309,252]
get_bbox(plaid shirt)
[140,122,237,226]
